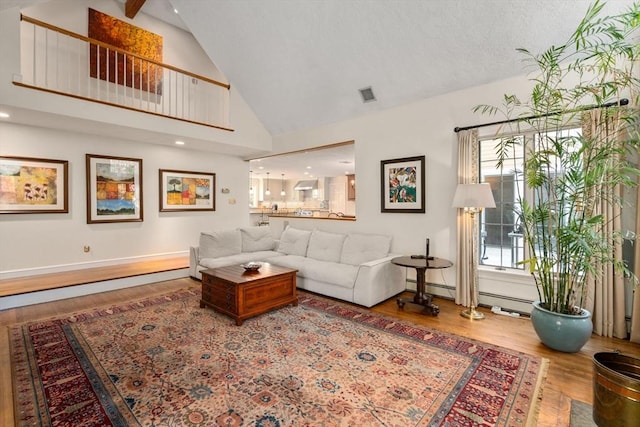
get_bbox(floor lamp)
[452,183,496,320]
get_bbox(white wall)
[22,0,222,81]
[271,75,541,311]
[0,122,251,274]
[0,0,272,154]
[0,0,269,282]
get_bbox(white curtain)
[583,109,628,339]
[456,129,479,306]
[632,182,640,343]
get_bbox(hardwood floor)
[0,256,188,297]
[1,278,638,426]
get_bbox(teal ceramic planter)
[530,301,593,353]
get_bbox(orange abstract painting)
[0,156,68,213]
[88,8,163,94]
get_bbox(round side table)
[391,256,453,316]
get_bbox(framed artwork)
[86,154,143,223]
[159,169,215,212]
[0,156,68,214]
[381,155,425,213]
[88,8,163,94]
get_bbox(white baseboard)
[404,280,534,315]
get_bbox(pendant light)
[280,174,286,197]
[249,170,254,196]
[265,172,271,196]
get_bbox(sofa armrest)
[189,246,200,279]
[359,254,398,268]
[353,254,406,307]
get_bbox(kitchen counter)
[250,207,355,226]
[250,208,330,214]
[268,214,355,221]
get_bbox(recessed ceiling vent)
[359,86,376,103]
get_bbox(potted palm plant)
[475,0,639,352]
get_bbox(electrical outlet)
[83,245,90,253]
[228,198,236,205]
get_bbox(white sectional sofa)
[189,225,406,307]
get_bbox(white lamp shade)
[452,183,496,209]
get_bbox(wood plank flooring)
[0,256,189,297]
[1,277,638,426]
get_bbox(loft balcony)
[14,14,232,133]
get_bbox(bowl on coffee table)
[241,262,262,272]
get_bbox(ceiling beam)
[125,0,146,19]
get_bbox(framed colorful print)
[159,169,215,212]
[86,154,143,223]
[0,156,68,214]
[381,155,425,213]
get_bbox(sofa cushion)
[303,258,359,289]
[277,226,312,256]
[306,229,346,263]
[268,254,307,272]
[199,230,242,260]
[270,255,358,289]
[240,226,276,252]
[340,233,392,265]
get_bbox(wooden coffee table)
[200,263,298,325]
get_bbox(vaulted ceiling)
[3,0,632,137]
[164,0,631,136]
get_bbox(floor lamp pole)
[460,210,484,320]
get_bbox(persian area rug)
[10,289,547,426]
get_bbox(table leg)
[413,268,426,304]
[396,267,439,316]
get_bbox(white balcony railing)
[16,15,232,131]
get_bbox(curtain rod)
[453,98,629,133]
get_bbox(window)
[478,127,581,270]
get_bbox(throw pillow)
[240,226,276,252]
[306,229,346,262]
[199,229,242,259]
[277,226,312,256]
[340,233,391,265]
